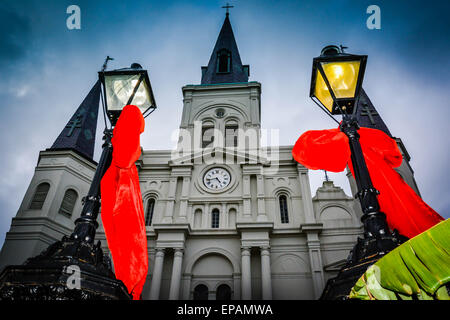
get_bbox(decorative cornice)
[300,223,324,233]
[182,82,261,92]
[236,222,274,231]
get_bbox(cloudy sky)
[0,0,449,248]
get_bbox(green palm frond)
[349,219,450,300]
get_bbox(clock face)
[203,167,231,190]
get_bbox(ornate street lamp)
[0,60,157,300]
[310,45,366,115]
[309,46,406,300]
[99,62,156,126]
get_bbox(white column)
[298,165,315,223]
[346,167,364,219]
[346,166,358,197]
[221,203,227,228]
[179,177,191,221]
[163,177,178,223]
[182,274,192,299]
[242,175,251,218]
[233,273,241,300]
[149,248,165,300]
[260,246,272,300]
[202,203,209,228]
[241,247,252,299]
[169,248,184,300]
[256,173,267,222]
[187,204,193,226]
[306,233,325,299]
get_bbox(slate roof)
[356,88,392,137]
[200,13,249,85]
[48,80,101,160]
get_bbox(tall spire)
[48,80,101,160]
[354,88,421,195]
[201,13,249,85]
[356,88,392,137]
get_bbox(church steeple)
[356,88,392,137]
[354,88,421,195]
[48,80,101,160]
[200,13,249,85]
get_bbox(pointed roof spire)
[48,80,101,160]
[201,12,249,85]
[356,88,392,137]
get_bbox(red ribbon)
[292,127,443,239]
[100,105,148,300]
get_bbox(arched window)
[217,49,231,73]
[216,284,231,300]
[279,195,289,224]
[29,182,50,210]
[225,120,238,147]
[146,198,156,226]
[193,284,209,300]
[59,189,78,217]
[202,121,215,149]
[211,208,220,228]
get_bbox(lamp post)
[309,45,407,300]
[0,62,156,300]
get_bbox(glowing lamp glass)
[320,61,360,99]
[104,73,153,115]
[314,71,334,113]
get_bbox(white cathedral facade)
[0,14,419,300]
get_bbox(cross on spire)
[49,81,101,160]
[65,110,84,137]
[355,89,392,137]
[200,6,248,84]
[360,104,379,125]
[222,3,234,15]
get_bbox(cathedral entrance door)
[190,253,235,300]
[193,284,209,300]
[216,284,231,300]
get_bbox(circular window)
[215,108,225,118]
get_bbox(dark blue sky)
[0,0,449,247]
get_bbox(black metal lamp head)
[99,63,157,126]
[310,45,367,116]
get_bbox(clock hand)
[207,176,218,183]
[212,173,224,183]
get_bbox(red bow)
[292,127,443,239]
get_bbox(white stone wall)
[0,82,368,300]
[0,150,97,269]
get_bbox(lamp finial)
[101,56,114,72]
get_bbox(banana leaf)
[349,219,450,300]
